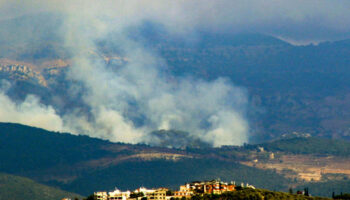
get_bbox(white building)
[109,188,131,200]
[134,187,156,195]
[94,191,108,200]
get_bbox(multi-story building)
[175,180,236,197]
[94,191,108,200]
[147,188,168,200]
[174,185,193,198]
[134,187,156,196]
[108,189,131,200]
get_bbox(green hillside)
[0,122,290,195]
[1,122,350,197]
[0,173,81,200]
[0,122,116,172]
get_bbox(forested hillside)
[0,123,289,195]
[0,173,81,200]
[258,137,350,156]
[1,122,350,197]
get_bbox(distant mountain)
[196,32,290,47]
[156,35,350,141]
[1,14,350,141]
[0,173,81,200]
[2,13,350,141]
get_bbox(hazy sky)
[1,0,350,42]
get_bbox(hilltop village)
[93,180,255,200]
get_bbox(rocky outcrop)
[0,63,47,87]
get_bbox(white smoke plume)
[0,86,64,132]
[49,1,249,147]
[0,0,272,147]
[4,0,350,146]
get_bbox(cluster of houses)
[94,180,255,200]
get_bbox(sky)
[1,0,350,43]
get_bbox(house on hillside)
[94,191,108,200]
[94,187,169,200]
[174,179,236,198]
[134,187,156,196]
[174,185,193,198]
[108,189,131,200]
[147,188,168,200]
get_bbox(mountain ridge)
[2,25,350,141]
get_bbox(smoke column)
[0,0,253,147]
[2,0,350,146]
[58,2,250,146]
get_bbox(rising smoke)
[0,81,64,132]
[0,1,250,147]
[3,0,349,147]
[58,3,250,146]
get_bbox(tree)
[84,194,94,200]
[304,187,309,196]
[130,192,145,198]
[166,190,174,196]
